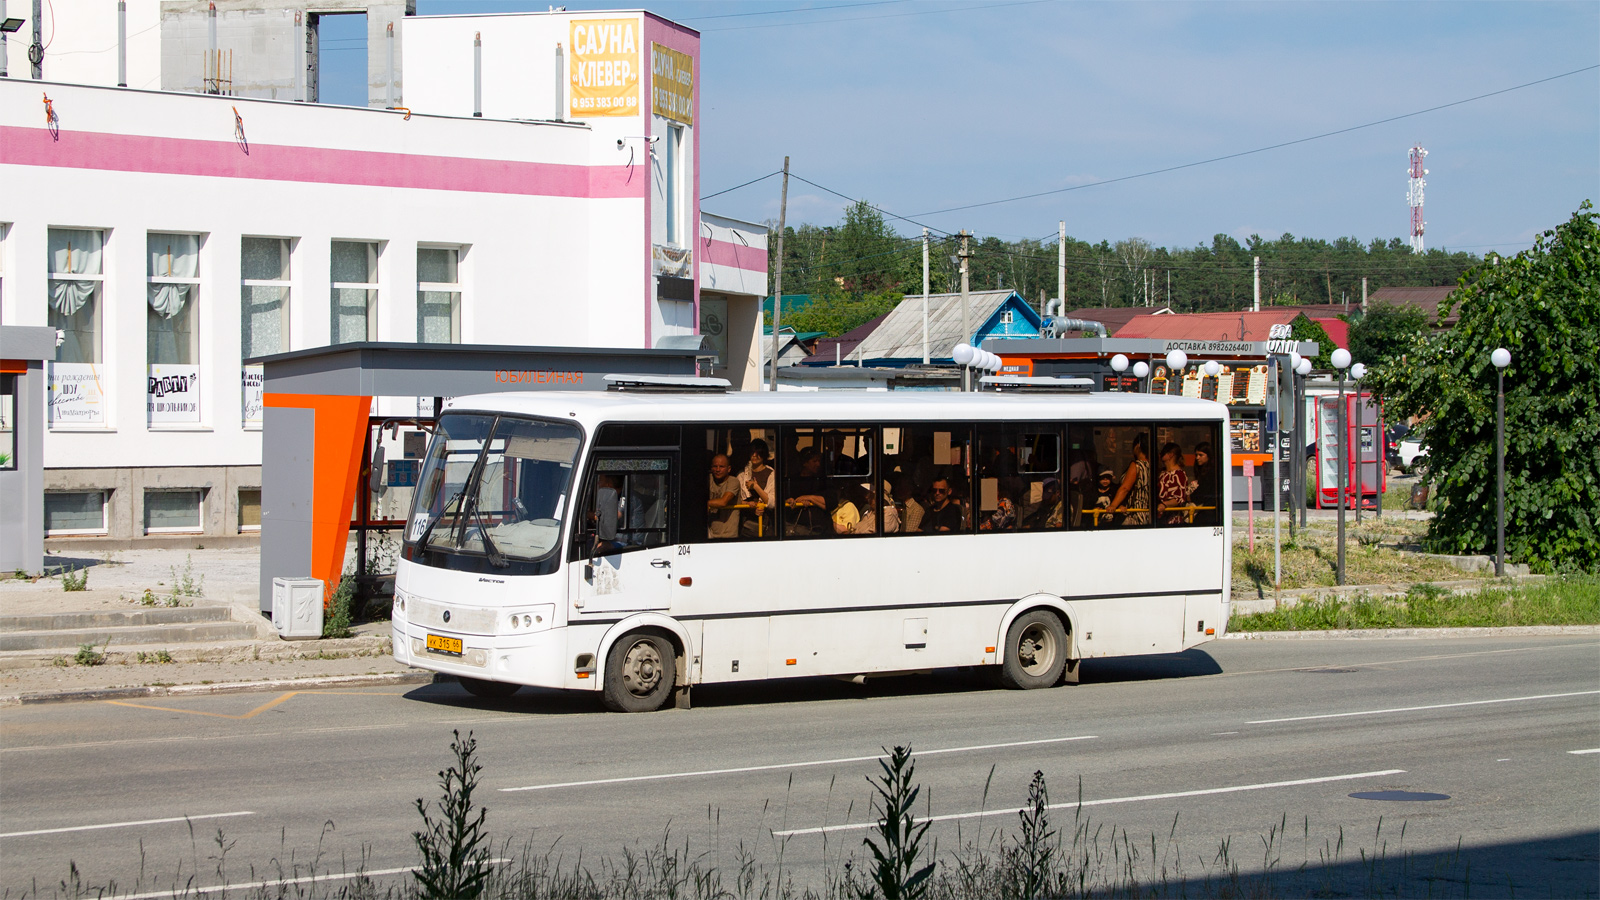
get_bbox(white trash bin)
[272,577,325,639]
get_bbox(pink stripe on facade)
[0,125,643,199]
[702,237,766,274]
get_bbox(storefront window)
[148,233,203,424]
[45,491,108,535]
[242,237,290,358]
[48,228,107,426]
[145,489,203,533]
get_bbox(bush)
[322,573,355,639]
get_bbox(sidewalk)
[1,547,429,706]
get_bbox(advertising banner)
[242,365,264,428]
[49,362,106,426]
[570,19,639,118]
[651,42,693,125]
[148,364,201,424]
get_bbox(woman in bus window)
[785,448,828,536]
[1189,440,1219,526]
[1155,441,1190,525]
[1108,432,1151,526]
[739,439,776,538]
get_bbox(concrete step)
[0,605,233,632]
[0,620,261,652]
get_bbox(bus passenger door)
[571,453,678,614]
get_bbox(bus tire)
[999,610,1066,690]
[458,676,520,700]
[602,630,677,713]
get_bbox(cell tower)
[1407,145,1428,254]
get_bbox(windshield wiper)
[463,490,508,568]
[415,488,464,552]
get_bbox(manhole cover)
[1299,667,1359,674]
[1349,790,1450,802]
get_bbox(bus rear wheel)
[603,631,676,712]
[999,610,1066,690]
[458,676,520,700]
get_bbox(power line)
[909,63,1600,218]
[701,170,783,201]
[682,1,908,22]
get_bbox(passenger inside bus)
[894,476,924,533]
[923,477,964,532]
[707,453,741,539]
[1156,441,1190,525]
[785,448,828,536]
[738,439,775,538]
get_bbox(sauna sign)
[570,19,639,117]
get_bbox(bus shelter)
[989,336,1319,512]
[254,341,704,613]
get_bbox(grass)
[1230,576,1600,631]
[1232,518,1475,597]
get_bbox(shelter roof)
[805,313,890,365]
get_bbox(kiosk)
[0,326,55,575]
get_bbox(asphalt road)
[2,635,1596,898]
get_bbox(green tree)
[1289,314,1337,363]
[1346,302,1429,372]
[1365,202,1600,572]
[785,291,903,338]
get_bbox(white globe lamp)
[1165,349,1188,372]
[1350,362,1368,380]
[1203,360,1221,377]
[1289,351,1302,372]
[1491,347,1511,369]
[1110,353,1129,373]
[952,343,974,366]
[1132,361,1150,379]
[1296,358,1312,376]
[1330,348,1352,371]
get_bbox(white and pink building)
[0,4,767,544]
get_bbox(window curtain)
[47,229,102,315]
[147,233,199,318]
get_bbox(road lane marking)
[1570,748,1600,755]
[1,811,255,839]
[501,735,1098,792]
[2,716,509,754]
[1246,690,1600,724]
[105,691,301,720]
[775,769,1406,836]
[1213,644,1593,680]
[116,859,508,899]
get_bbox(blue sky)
[379,1,1598,253]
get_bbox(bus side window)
[576,457,674,556]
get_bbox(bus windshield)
[405,413,582,575]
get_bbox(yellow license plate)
[426,634,463,656]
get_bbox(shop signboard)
[48,363,106,425]
[698,297,728,367]
[569,19,640,118]
[1229,418,1262,454]
[148,364,201,424]
[242,366,264,428]
[650,42,693,125]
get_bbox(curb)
[1221,624,1600,640]
[0,670,444,707]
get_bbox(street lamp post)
[1351,361,1367,524]
[1330,348,1352,585]
[1295,356,1312,530]
[1492,347,1512,576]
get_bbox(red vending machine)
[1315,391,1384,509]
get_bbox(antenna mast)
[1407,145,1428,254]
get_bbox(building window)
[0,222,8,320]
[664,124,684,245]
[238,488,262,532]
[241,237,291,358]
[145,489,203,533]
[416,247,461,343]
[1000,310,1014,325]
[45,490,109,535]
[331,240,378,344]
[48,229,103,365]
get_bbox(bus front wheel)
[603,631,677,712]
[1000,611,1066,690]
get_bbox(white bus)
[392,382,1231,712]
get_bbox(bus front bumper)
[392,619,579,690]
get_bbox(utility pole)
[769,156,789,391]
[1361,276,1368,312]
[1057,220,1066,318]
[1167,269,1171,308]
[32,0,44,79]
[921,227,930,365]
[959,231,971,392]
[1252,256,1260,312]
